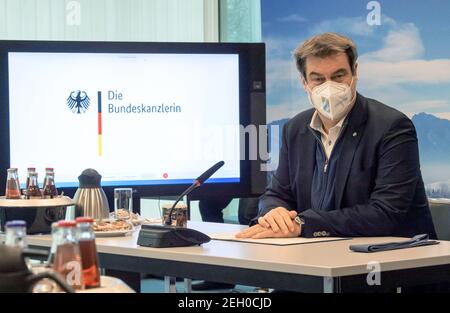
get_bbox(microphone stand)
[164,181,200,226]
[137,161,224,248]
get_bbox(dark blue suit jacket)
[259,93,437,239]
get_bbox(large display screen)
[8,52,241,187]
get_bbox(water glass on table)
[114,188,133,221]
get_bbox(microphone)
[164,161,225,226]
[137,161,225,248]
[196,160,225,184]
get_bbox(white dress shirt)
[309,111,347,160]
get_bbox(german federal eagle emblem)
[67,90,90,114]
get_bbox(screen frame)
[0,40,266,199]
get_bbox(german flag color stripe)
[98,91,102,156]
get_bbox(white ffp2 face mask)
[306,78,356,122]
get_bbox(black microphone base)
[137,224,211,248]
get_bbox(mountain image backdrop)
[412,113,450,164]
[412,113,450,198]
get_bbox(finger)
[279,210,295,232]
[251,229,276,239]
[236,225,264,238]
[235,230,250,238]
[258,216,270,228]
[273,213,289,235]
[274,207,295,231]
[235,226,254,238]
[265,214,280,233]
[236,228,254,238]
[239,228,265,238]
[288,210,298,218]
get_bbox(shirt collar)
[309,110,347,136]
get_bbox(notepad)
[209,232,349,246]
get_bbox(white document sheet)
[209,232,350,246]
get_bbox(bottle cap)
[57,221,77,228]
[75,217,94,224]
[5,220,26,228]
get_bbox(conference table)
[4,221,450,293]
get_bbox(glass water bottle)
[5,168,21,199]
[43,172,58,198]
[52,221,85,290]
[26,172,42,199]
[47,222,61,266]
[25,167,36,190]
[42,167,54,190]
[76,217,101,288]
[23,167,36,197]
[5,220,27,248]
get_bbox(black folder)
[349,234,439,253]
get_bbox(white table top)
[4,221,450,277]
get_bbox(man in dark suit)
[237,32,436,240]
